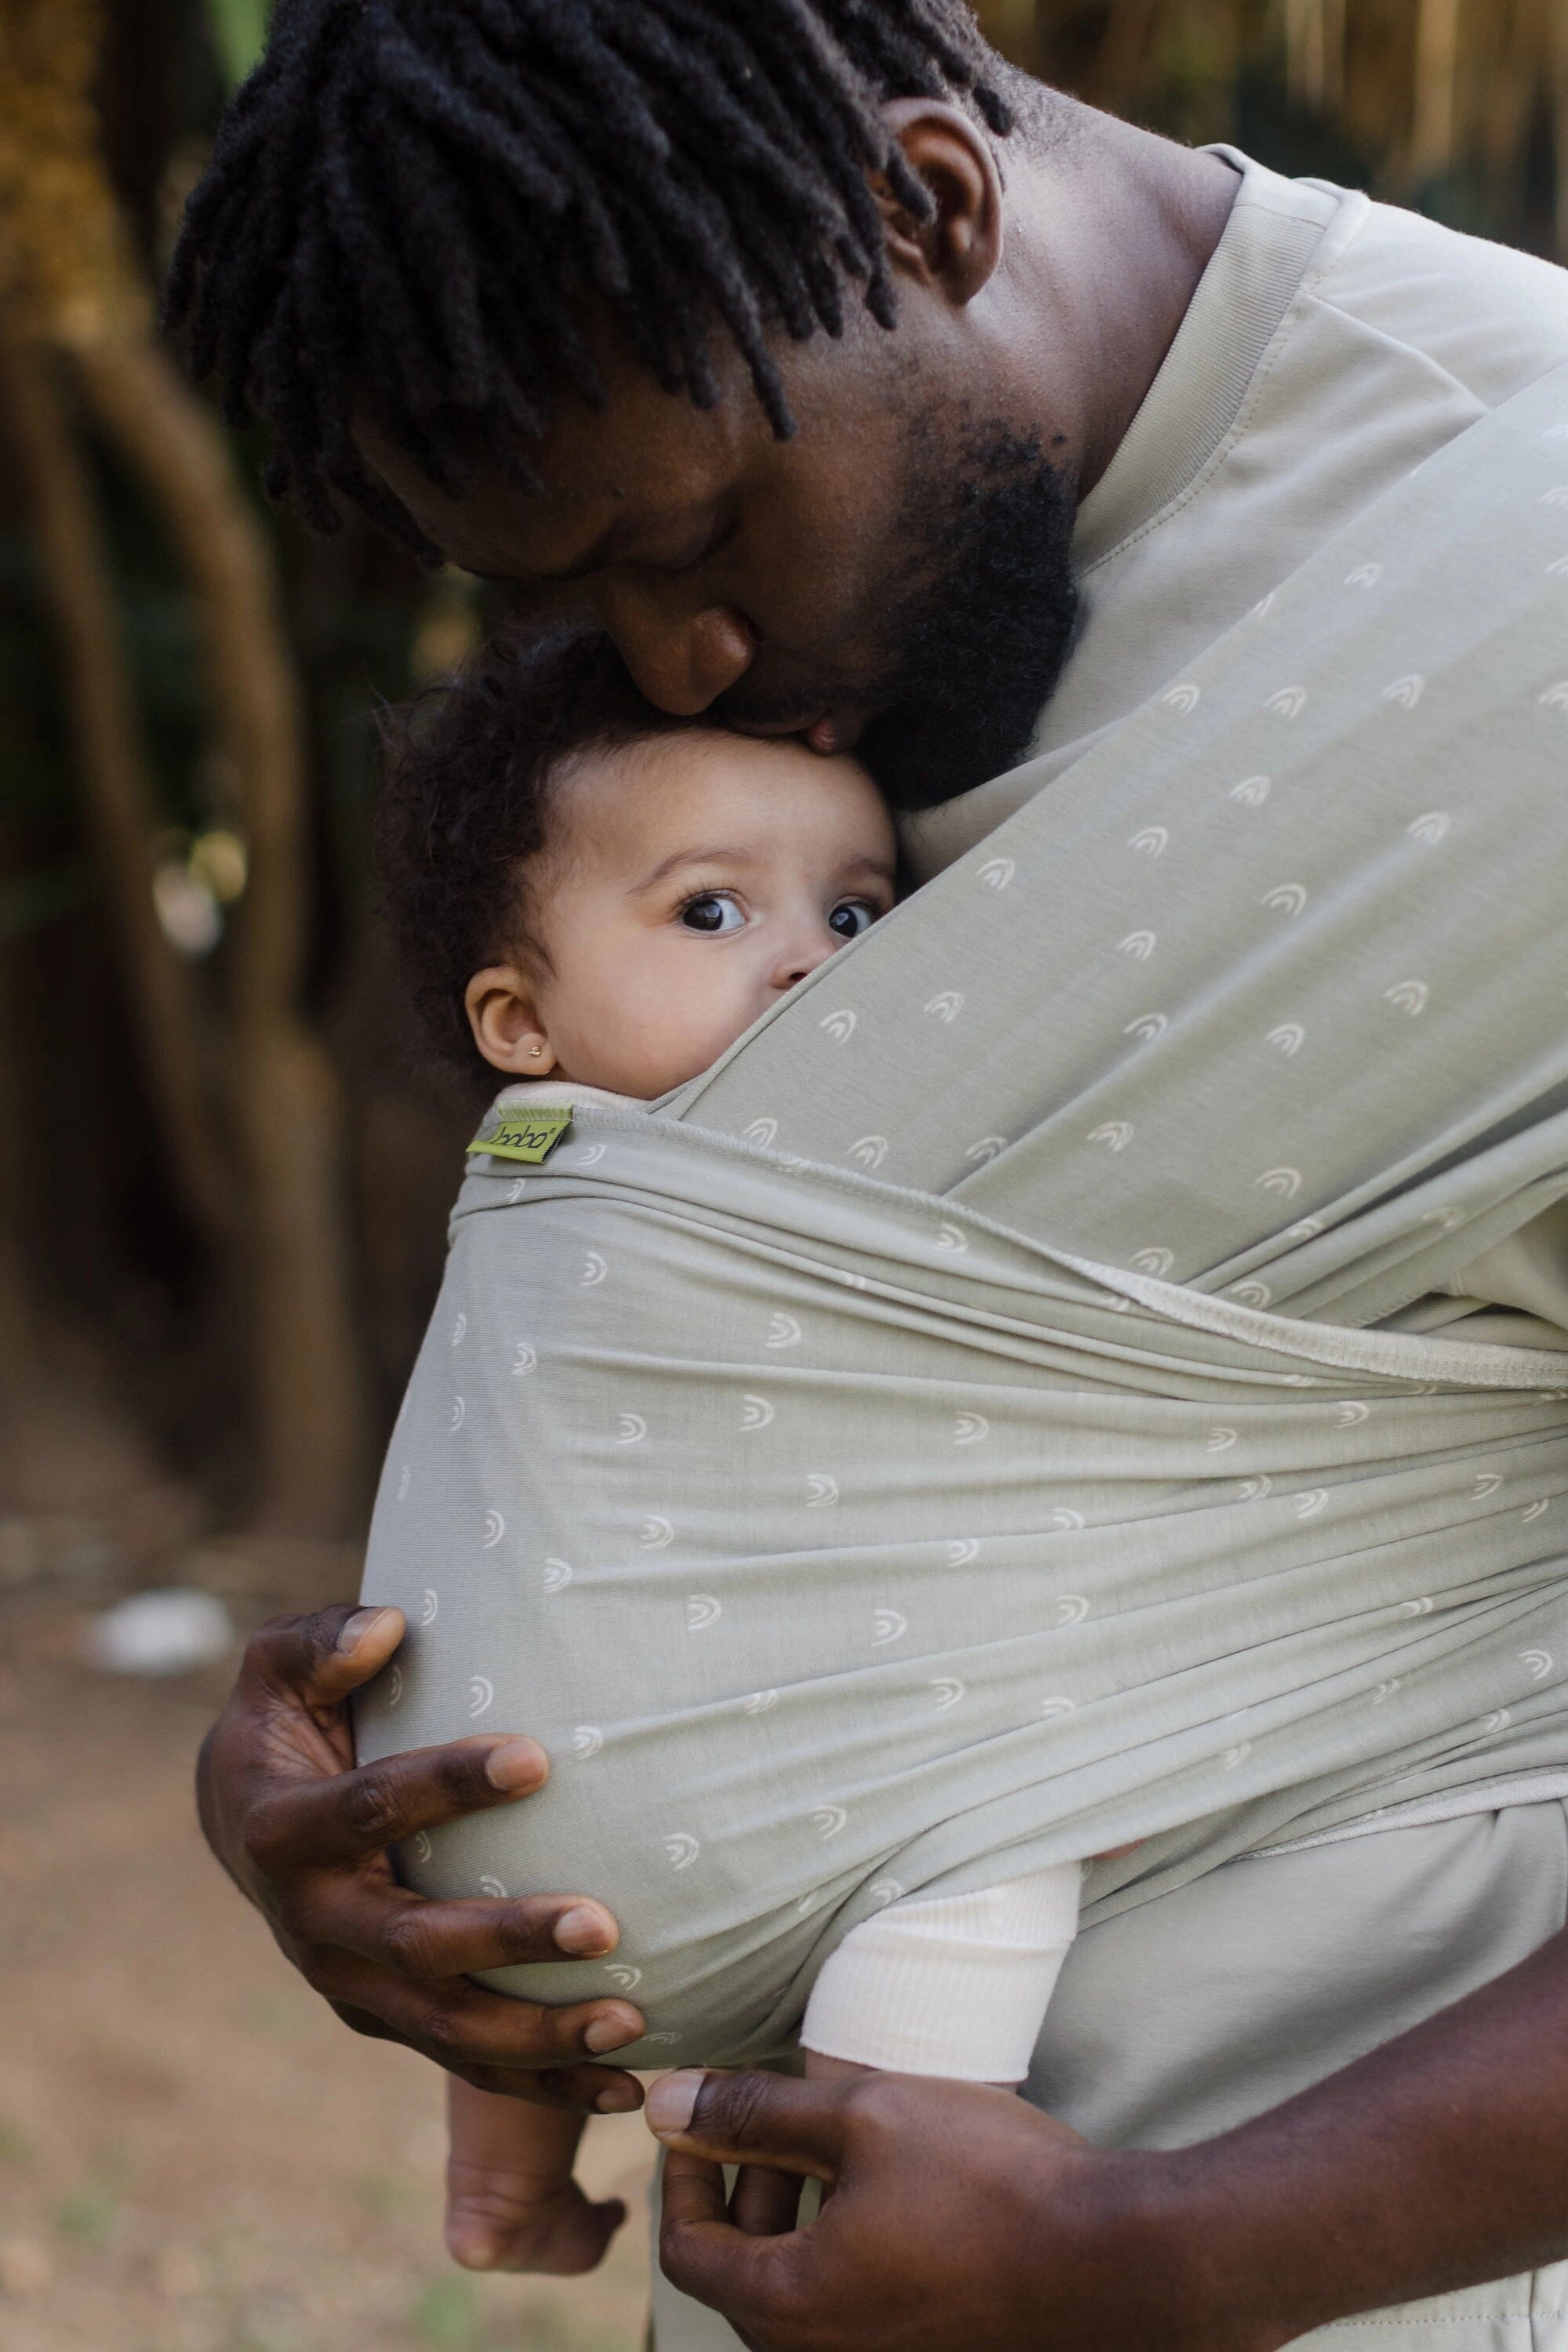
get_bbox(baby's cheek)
[557,964,717,1096]
[668,963,775,1078]
[629,960,753,1087]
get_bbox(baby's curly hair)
[375,627,688,1092]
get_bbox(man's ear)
[873,100,1004,306]
[464,965,558,1076]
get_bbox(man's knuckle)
[435,1743,486,1806]
[530,2068,586,2107]
[381,1907,440,1979]
[238,1798,290,1877]
[715,2071,775,2145]
[420,1998,470,2063]
[660,2217,702,2291]
[343,1766,402,1843]
[552,2006,597,2057]
[495,1903,546,1962]
[755,2242,813,2343]
[241,1611,307,1681]
[840,2072,905,2153]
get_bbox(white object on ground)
[85,1587,234,1675]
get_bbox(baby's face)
[470,731,897,1098]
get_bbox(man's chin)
[855,700,1047,812]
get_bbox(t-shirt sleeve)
[800,1864,1082,2082]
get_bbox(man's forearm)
[1142,1923,1568,2341]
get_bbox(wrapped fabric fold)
[359,361,1568,2068]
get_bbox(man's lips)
[728,707,870,757]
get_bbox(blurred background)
[1,2,1564,2347]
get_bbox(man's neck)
[999,106,1241,502]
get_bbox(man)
[174,4,1568,2346]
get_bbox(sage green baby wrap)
[357,361,1568,2071]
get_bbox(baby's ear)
[464,966,557,1076]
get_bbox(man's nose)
[598,583,755,715]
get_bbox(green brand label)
[466,1105,574,1164]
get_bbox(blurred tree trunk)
[1410,0,1462,181]
[1479,0,1542,191]
[1095,0,1160,110]
[78,337,364,1535]
[0,321,231,1243]
[0,0,365,1534]
[1286,0,1347,114]
[0,856,169,1519]
[1000,2,1566,263]
[0,906,42,1465]
[1550,0,1568,262]
[988,0,1042,72]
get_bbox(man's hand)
[196,1602,646,2112]
[649,1916,1568,2351]
[649,2069,1249,2352]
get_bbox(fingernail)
[484,1738,546,1792]
[594,2082,642,2115]
[554,1904,613,1956]
[645,2071,704,2136]
[583,2012,641,2055]
[336,1606,394,1654]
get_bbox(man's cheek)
[733,533,892,670]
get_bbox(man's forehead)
[354,350,757,575]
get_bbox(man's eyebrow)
[528,512,649,584]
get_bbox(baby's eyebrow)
[629,847,757,895]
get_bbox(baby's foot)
[446,2161,626,2275]
[445,2077,625,2276]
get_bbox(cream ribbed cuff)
[800,1865,1082,2082]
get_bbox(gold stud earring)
[529,1044,543,1057]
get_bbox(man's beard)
[850,423,1080,811]
[712,418,1078,813]
[721,421,1079,811]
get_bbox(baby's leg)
[445,2077,627,2274]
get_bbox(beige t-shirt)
[906,147,1568,1352]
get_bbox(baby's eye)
[679,892,746,935]
[827,899,878,941]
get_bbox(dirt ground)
[0,1577,658,2352]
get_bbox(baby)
[374,630,1083,2277]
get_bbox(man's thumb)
[254,1602,406,1707]
[646,2068,850,2183]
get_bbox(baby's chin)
[570,1030,756,1102]
[561,1051,724,1102]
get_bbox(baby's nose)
[773,924,840,992]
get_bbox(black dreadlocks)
[165,0,1016,554]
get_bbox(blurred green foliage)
[203,0,269,90]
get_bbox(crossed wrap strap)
[359,362,1568,2068]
